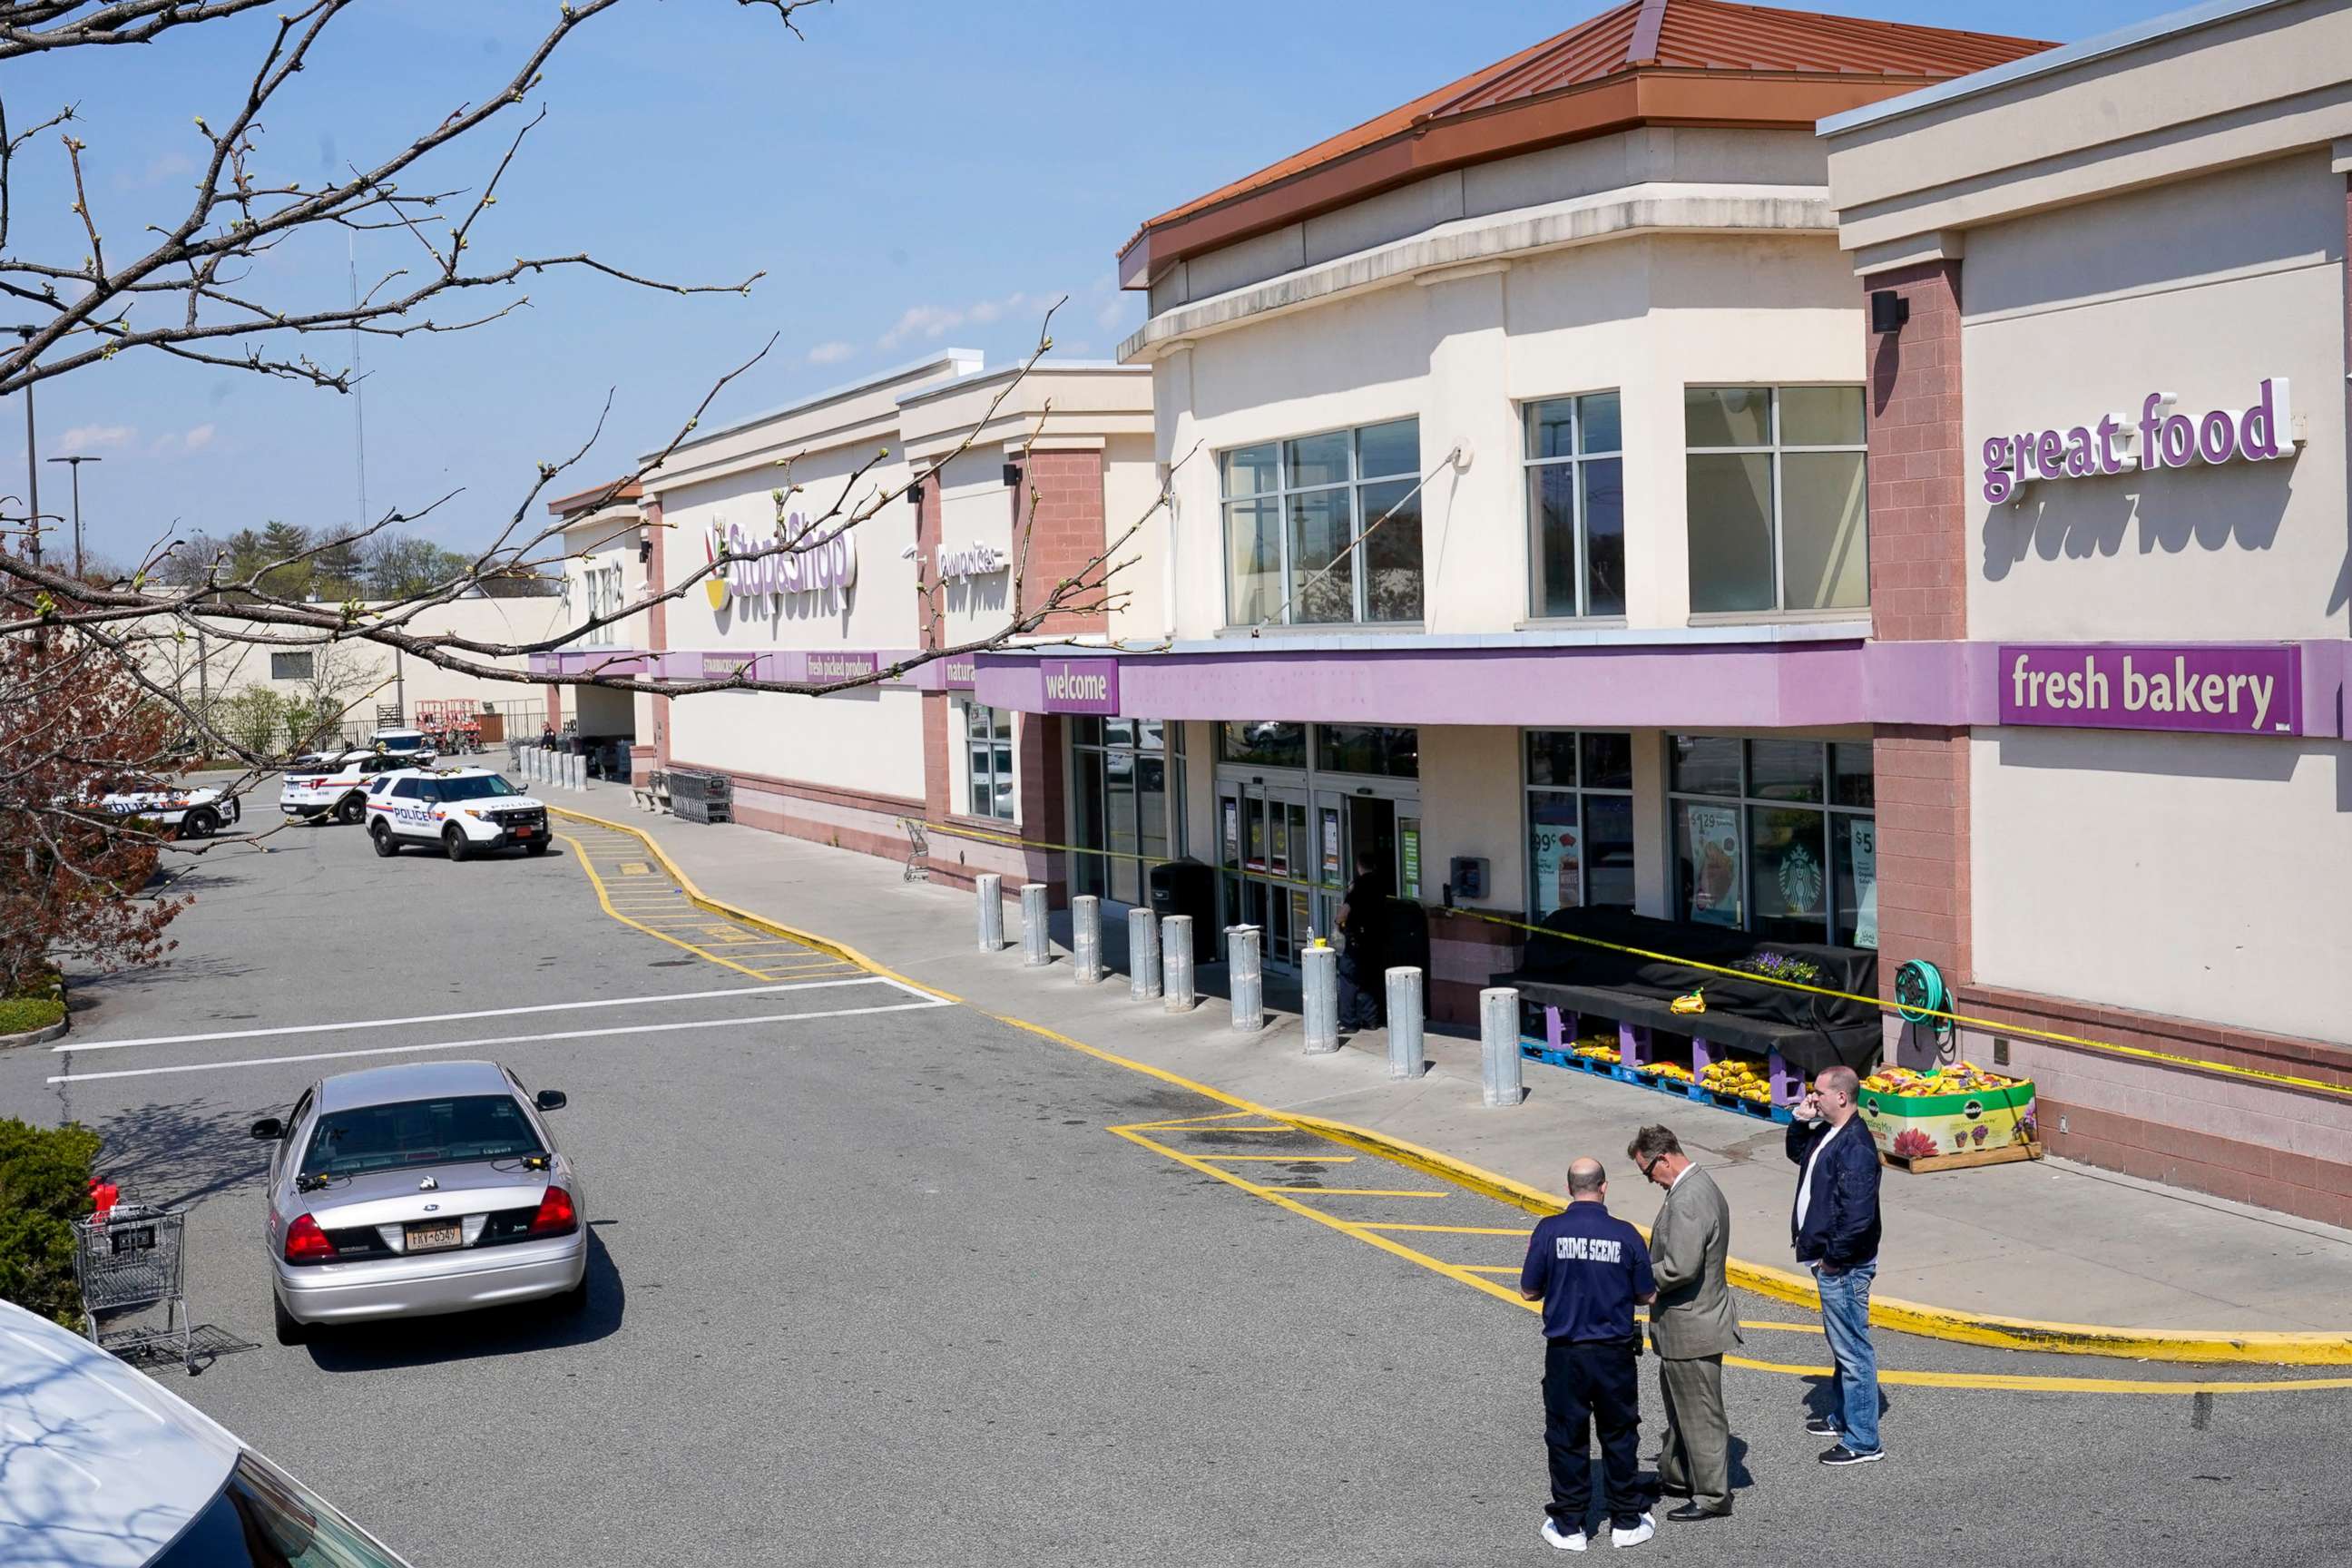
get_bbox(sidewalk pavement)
[577,808,2352,1338]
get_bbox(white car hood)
[0,1301,238,1568]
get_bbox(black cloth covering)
[1491,906,1881,1075]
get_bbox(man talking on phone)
[1788,1064,1885,1465]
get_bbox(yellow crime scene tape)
[914,818,2352,1104]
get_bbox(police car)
[277,749,409,825]
[92,777,242,839]
[364,767,550,860]
[367,726,437,766]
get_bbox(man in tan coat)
[1630,1123,1740,1522]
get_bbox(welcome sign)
[1038,658,1119,716]
[1999,644,2299,736]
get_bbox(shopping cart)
[74,1202,193,1373]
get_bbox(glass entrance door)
[1218,779,1311,969]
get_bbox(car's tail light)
[527,1185,577,1239]
[283,1213,337,1264]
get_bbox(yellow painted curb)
[551,806,2352,1369]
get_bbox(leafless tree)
[0,0,1174,952]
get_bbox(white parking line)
[46,1000,955,1083]
[55,978,883,1054]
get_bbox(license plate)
[514,826,534,838]
[405,1220,463,1253]
[109,1226,156,1254]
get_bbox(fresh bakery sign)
[1999,644,2300,736]
[1980,379,2299,504]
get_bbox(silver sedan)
[251,1059,589,1344]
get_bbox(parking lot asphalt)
[4,811,2347,1567]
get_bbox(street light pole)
[47,454,100,577]
[12,328,38,569]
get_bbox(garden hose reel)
[1894,957,1950,1036]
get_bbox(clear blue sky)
[4,0,2161,568]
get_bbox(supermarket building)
[539,0,2352,1222]
[1817,0,2352,1221]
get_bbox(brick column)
[1015,712,1069,905]
[1016,449,1110,636]
[1864,260,1970,998]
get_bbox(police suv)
[278,750,409,825]
[364,767,550,860]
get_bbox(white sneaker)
[1612,1514,1656,1549]
[1541,1519,1588,1552]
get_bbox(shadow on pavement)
[93,1098,271,1211]
[303,1229,626,1371]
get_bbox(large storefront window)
[1220,419,1423,627]
[963,702,1014,822]
[1524,393,1625,619]
[1668,736,1877,946]
[1524,731,1635,914]
[1685,387,1868,615]
[1072,718,1181,905]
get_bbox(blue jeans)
[1815,1259,1881,1453]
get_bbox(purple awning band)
[974,640,2347,739]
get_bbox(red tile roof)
[1121,0,2050,285]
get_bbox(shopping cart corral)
[75,1201,195,1374]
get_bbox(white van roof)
[0,1298,237,1566]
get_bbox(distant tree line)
[151,523,552,602]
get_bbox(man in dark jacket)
[1787,1063,1884,1466]
[1335,851,1388,1028]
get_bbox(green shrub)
[0,995,65,1034]
[0,1119,102,1327]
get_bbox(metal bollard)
[1072,896,1102,984]
[1387,966,1426,1081]
[1162,916,1195,1013]
[1227,926,1264,1032]
[1301,945,1339,1054]
[1480,986,1524,1108]
[1129,906,1161,1000]
[975,874,1004,952]
[1020,883,1051,967]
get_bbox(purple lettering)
[2161,413,2195,467]
[2239,377,2286,460]
[2139,394,2168,471]
[2197,408,2237,464]
[2063,426,2096,477]
[1981,436,2014,504]
[2036,429,2065,475]
[2095,415,2125,474]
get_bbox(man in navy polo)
[1521,1157,1658,1552]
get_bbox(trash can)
[1148,858,1217,964]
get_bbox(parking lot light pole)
[47,454,100,576]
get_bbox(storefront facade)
[532,351,1157,897]
[1821,0,2352,1221]
[985,1,2044,1021]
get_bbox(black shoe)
[1667,1504,1731,1523]
[1804,1416,1840,1438]
[1818,1444,1884,1466]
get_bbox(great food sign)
[1980,378,2298,504]
[702,514,858,612]
[1999,644,2300,736]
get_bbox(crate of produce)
[1858,1063,2041,1171]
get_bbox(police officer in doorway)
[1520,1157,1658,1552]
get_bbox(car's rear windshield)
[437,775,520,802]
[301,1094,543,1178]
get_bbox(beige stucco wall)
[1152,227,1865,641]
[1962,152,2348,641]
[667,685,926,800]
[1969,728,2352,1045]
